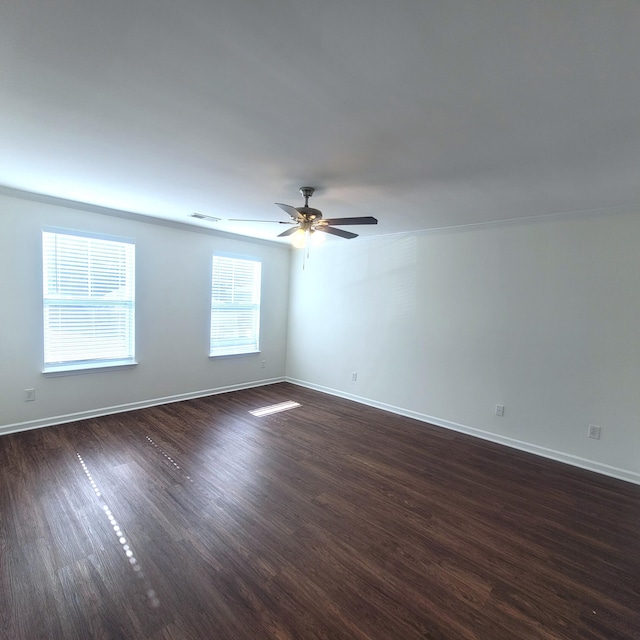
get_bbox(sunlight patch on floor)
[249,400,301,417]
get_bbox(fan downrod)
[299,186,315,206]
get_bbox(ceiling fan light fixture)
[242,187,378,242]
[310,229,326,246]
[291,228,308,249]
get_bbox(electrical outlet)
[261,360,266,368]
[351,372,358,382]
[588,424,601,440]
[24,388,35,402]
[495,404,504,417]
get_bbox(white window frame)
[210,254,262,357]
[42,228,136,373]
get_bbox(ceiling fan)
[231,187,378,246]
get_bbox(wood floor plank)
[1,382,638,639]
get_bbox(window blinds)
[42,230,135,371]
[210,255,261,357]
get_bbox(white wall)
[0,191,290,433]
[3,189,638,484]
[286,211,640,483]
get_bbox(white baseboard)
[4,375,638,486]
[0,377,285,437]
[286,377,640,486]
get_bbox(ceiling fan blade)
[321,216,378,226]
[316,226,358,239]
[229,219,293,223]
[275,203,301,221]
[277,226,300,238]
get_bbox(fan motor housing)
[297,206,323,220]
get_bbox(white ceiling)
[1,0,639,242]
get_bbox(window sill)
[43,361,138,377]
[209,351,261,360]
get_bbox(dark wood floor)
[1,383,638,639]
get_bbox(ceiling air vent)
[191,213,221,222]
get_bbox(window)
[42,229,135,372]
[210,255,261,357]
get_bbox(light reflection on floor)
[145,436,193,483]
[76,452,160,608]
[249,400,301,417]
